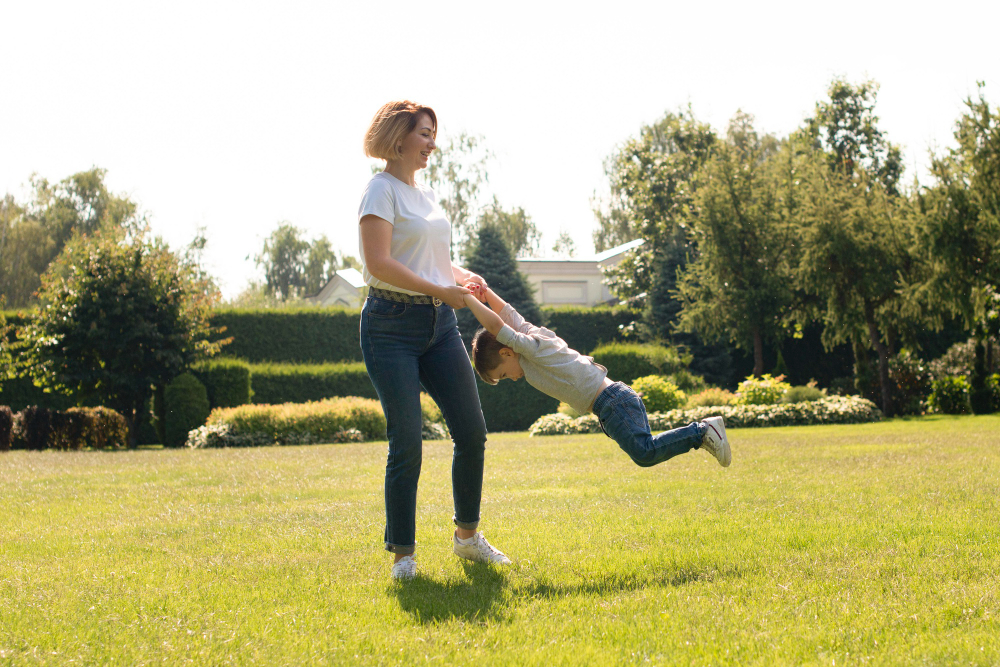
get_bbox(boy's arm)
[462,293,505,336]
[483,288,508,316]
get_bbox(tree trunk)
[863,300,894,417]
[752,327,764,377]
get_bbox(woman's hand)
[453,264,488,292]
[436,284,472,309]
[464,281,487,302]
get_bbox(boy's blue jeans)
[593,382,706,466]
[360,295,487,555]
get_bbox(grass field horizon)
[2,415,999,665]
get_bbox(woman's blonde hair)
[364,101,437,161]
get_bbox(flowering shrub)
[631,375,687,412]
[927,376,971,415]
[529,395,882,436]
[781,385,825,404]
[734,374,791,406]
[686,388,735,409]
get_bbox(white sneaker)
[391,555,417,580]
[453,532,512,565]
[701,416,731,467]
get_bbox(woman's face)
[396,113,436,170]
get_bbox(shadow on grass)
[391,562,740,625]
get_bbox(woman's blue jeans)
[593,382,705,467]
[360,295,487,554]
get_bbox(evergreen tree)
[459,223,542,346]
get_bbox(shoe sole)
[706,417,732,467]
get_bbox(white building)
[516,239,643,307]
[303,268,367,308]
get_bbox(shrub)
[0,405,12,452]
[542,305,638,354]
[50,410,88,451]
[79,407,128,450]
[590,342,687,385]
[0,376,76,413]
[12,406,54,450]
[890,350,931,416]
[529,395,883,435]
[190,397,388,447]
[734,374,791,406]
[248,362,376,405]
[631,375,686,412]
[667,369,709,394]
[781,385,825,404]
[477,376,560,432]
[990,374,1000,413]
[686,388,735,409]
[928,376,971,415]
[209,308,362,364]
[164,373,211,448]
[192,358,252,409]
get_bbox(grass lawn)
[2,415,999,665]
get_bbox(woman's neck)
[383,161,417,186]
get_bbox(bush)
[529,395,883,435]
[248,362,376,405]
[12,406,54,450]
[781,385,825,404]
[590,342,687,386]
[734,374,791,406]
[631,375,686,413]
[210,308,362,364]
[50,410,88,450]
[890,350,931,416]
[686,388,736,409]
[164,373,211,448]
[0,405,12,452]
[477,376,560,433]
[78,407,129,450]
[667,369,709,394]
[190,397,388,447]
[192,358,252,409]
[928,376,971,415]
[928,337,1000,381]
[542,305,638,354]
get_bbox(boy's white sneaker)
[453,532,512,565]
[391,555,417,580]
[700,416,732,467]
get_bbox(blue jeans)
[360,295,487,554]
[593,382,706,467]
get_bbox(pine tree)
[459,223,542,346]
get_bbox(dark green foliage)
[889,351,931,416]
[477,377,559,433]
[192,358,252,409]
[0,375,76,413]
[542,306,637,355]
[210,308,362,363]
[460,224,542,346]
[249,362,376,405]
[781,386,825,404]
[80,407,128,450]
[590,343,686,386]
[667,369,709,394]
[164,373,211,448]
[50,410,88,450]
[928,377,971,415]
[970,339,995,414]
[0,405,12,451]
[12,406,53,450]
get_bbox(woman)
[358,100,510,579]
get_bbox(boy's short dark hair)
[471,328,508,385]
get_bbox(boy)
[463,285,731,468]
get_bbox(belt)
[369,286,443,307]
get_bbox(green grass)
[2,415,999,665]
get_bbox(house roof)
[517,238,645,264]
[337,267,366,289]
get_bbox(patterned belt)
[369,286,442,306]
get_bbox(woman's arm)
[360,215,470,308]
[452,263,486,290]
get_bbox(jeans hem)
[453,517,480,530]
[385,542,416,555]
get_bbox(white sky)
[2,0,998,299]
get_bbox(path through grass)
[2,416,999,665]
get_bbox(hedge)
[528,396,883,435]
[590,342,687,386]
[210,307,363,364]
[164,373,211,448]
[192,358,252,409]
[248,362,376,405]
[543,305,637,355]
[477,376,560,433]
[7,406,128,450]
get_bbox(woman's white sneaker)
[700,416,732,467]
[391,555,417,580]
[453,532,512,565]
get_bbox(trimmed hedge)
[249,362,376,405]
[210,307,362,364]
[542,305,638,355]
[529,396,883,435]
[590,342,687,386]
[477,376,560,433]
[192,358,252,409]
[0,376,77,413]
[7,406,128,450]
[164,373,211,448]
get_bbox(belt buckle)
[432,297,442,307]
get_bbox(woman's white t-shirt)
[357,172,454,296]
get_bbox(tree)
[676,112,795,376]
[458,223,542,345]
[254,224,348,300]
[18,228,226,446]
[424,132,493,258]
[475,196,541,258]
[551,230,577,258]
[0,168,142,307]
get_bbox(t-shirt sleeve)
[499,304,544,336]
[358,178,395,224]
[496,325,540,358]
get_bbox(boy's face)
[490,348,523,382]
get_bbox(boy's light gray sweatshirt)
[495,304,608,415]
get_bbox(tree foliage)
[255,223,355,300]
